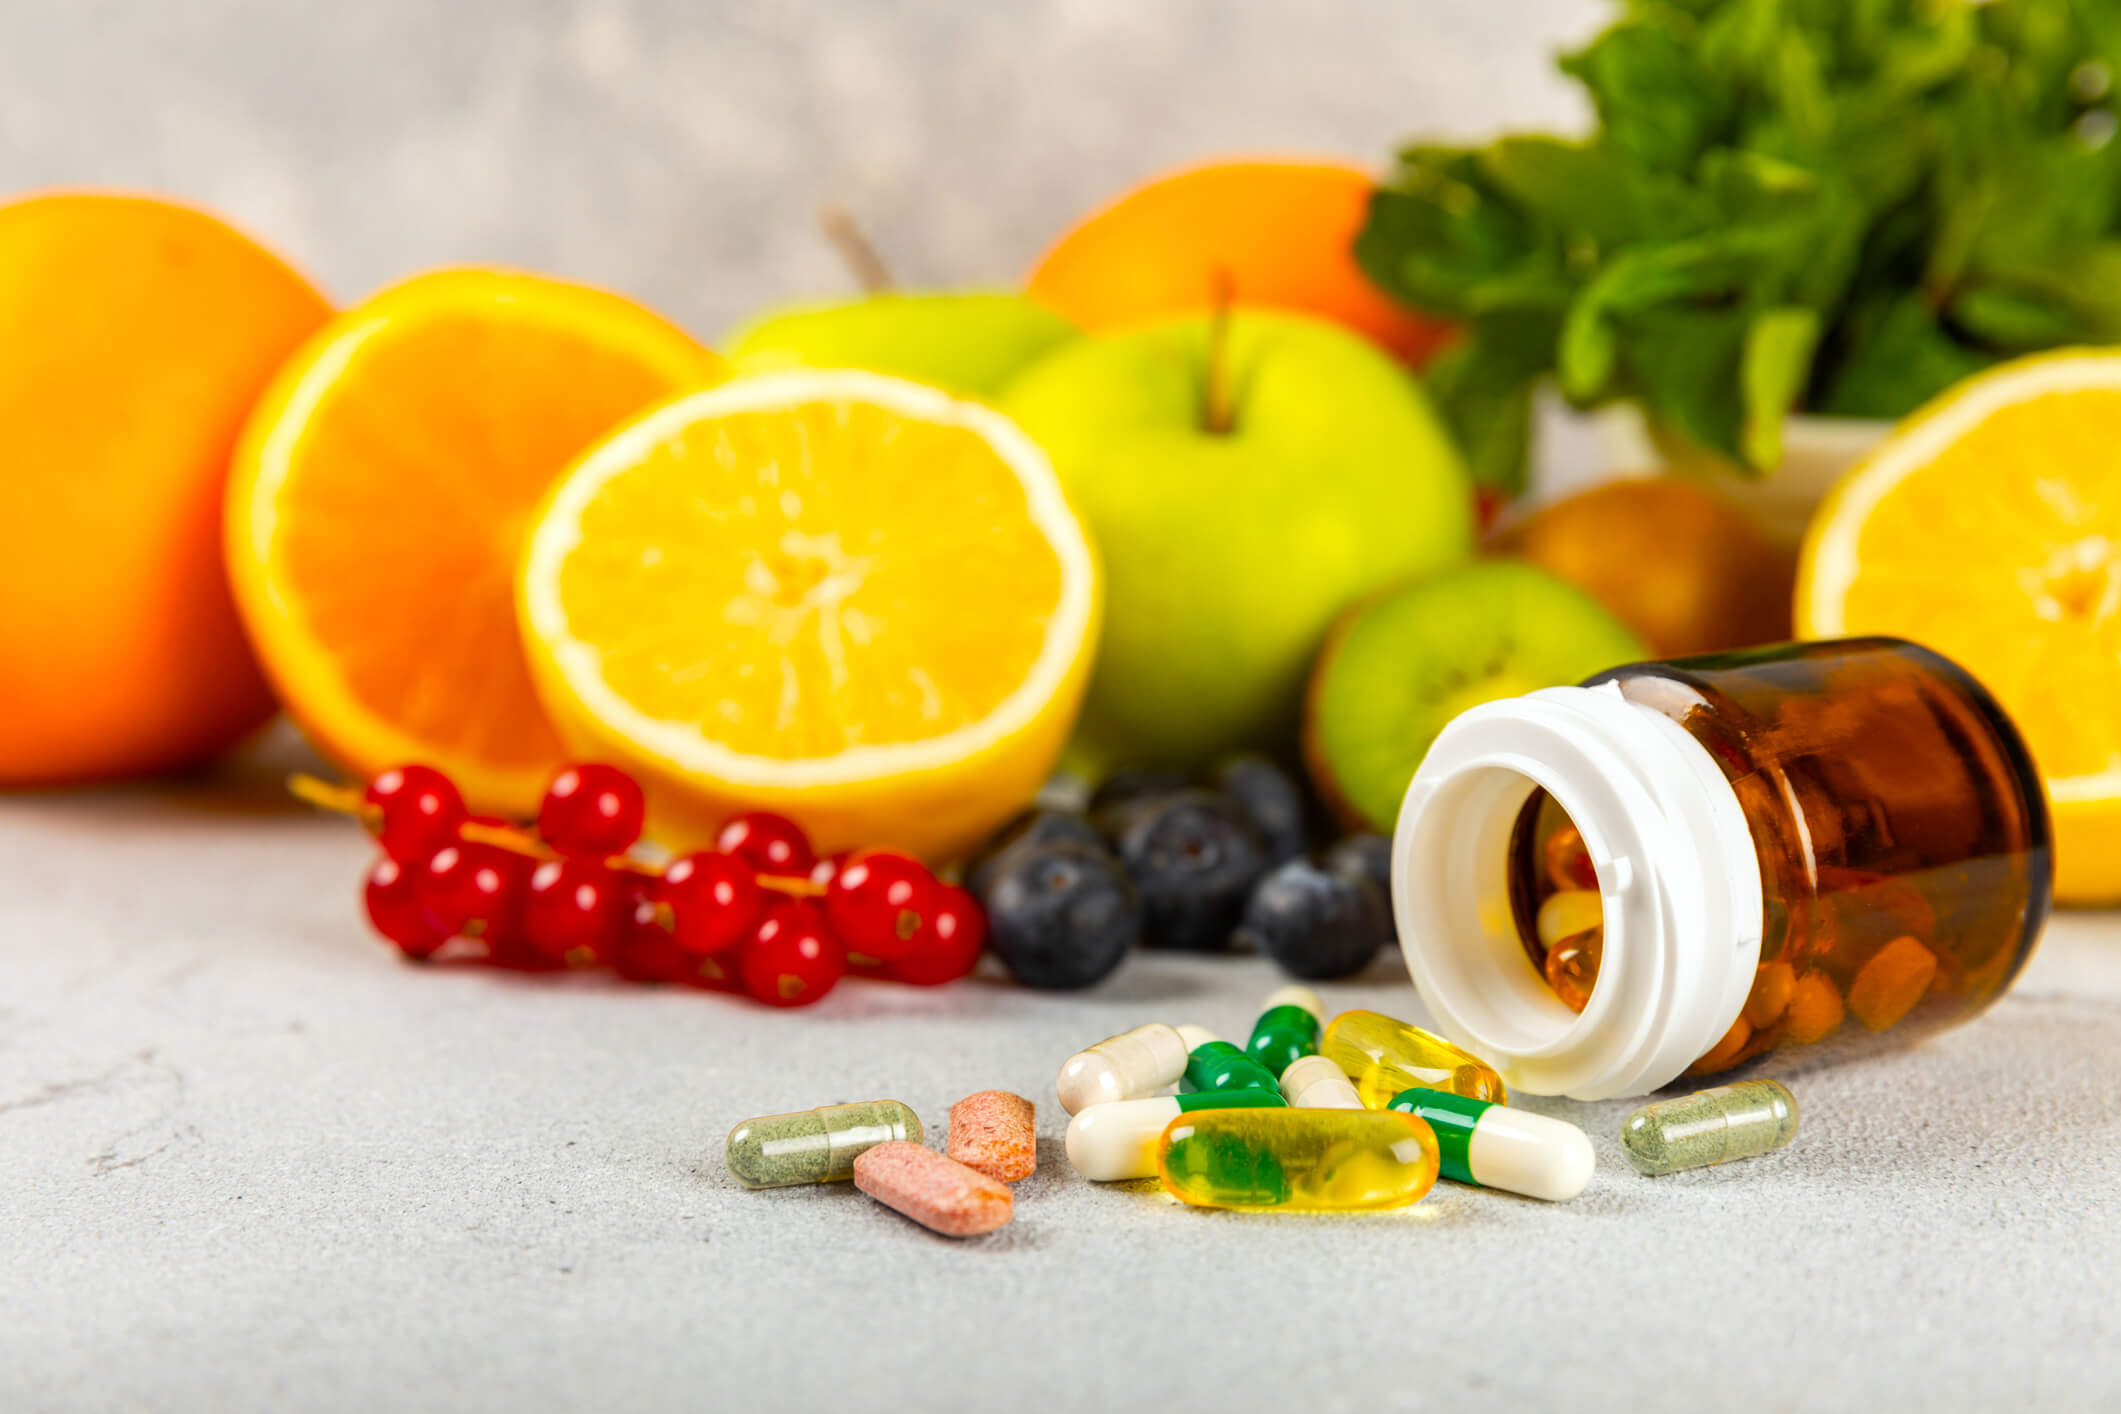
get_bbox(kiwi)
[1303,559,1648,832]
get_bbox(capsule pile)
[726,993,1804,1237]
[1063,989,1599,1209]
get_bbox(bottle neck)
[1391,682,1764,1099]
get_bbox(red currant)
[364,765,465,861]
[825,850,935,962]
[890,884,986,986]
[715,811,815,875]
[740,900,844,1007]
[808,851,847,892]
[537,763,645,858]
[614,889,690,983]
[363,855,449,958]
[661,851,764,955]
[418,820,530,938]
[521,858,625,966]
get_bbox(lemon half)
[518,369,1100,862]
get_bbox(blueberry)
[1236,859,1392,980]
[965,808,1105,899]
[980,844,1139,989]
[1323,833,1395,918]
[1210,754,1311,866]
[1101,790,1266,952]
[1086,769,1187,818]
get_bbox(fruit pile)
[315,762,983,1007]
[968,755,1396,990]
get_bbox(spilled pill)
[1279,1054,1364,1110]
[949,1089,1035,1183]
[853,1141,1014,1237]
[725,1099,922,1189]
[1246,984,1326,1077]
[1066,1088,1285,1181]
[1386,1088,1594,1201]
[1056,1022,1191,1114]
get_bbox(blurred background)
[0,0,1600,421]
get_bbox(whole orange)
[0,192,331,785]
[1026,157,1453,365]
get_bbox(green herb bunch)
[1358,0,2121,490]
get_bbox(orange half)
[1797,350,2121,903]
[226,268,725,812]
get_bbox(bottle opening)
[1396,682,1767,1097]
[1397,763,1594,1057]
[1506,788,1607,1014]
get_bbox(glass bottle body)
[1511,638,2050,1074]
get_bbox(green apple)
[1002,309,1472,774]
[724,292,1076,399]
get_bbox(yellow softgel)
[1320,1009,1507,1108]
[1156,1107,1439,1212]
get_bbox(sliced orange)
[1796,350,2121,903]
[518,370,1100,862]
[226,269,725,813]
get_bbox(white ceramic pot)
[1594,406,1894,548]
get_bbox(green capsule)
[1245,985,1325,1077]
[1387,1088,1595,1201]
[725,1099,922,1188]
[1621,1080,1798,1176]
[1178,1031,1280,1095]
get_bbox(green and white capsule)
[1065,1088,1286,1181]
[1056,1022,1192,1114]
[1279,1055,1364,1109]
[1622,1080,1798,1176]
[725,1099,923,1189]
[1176,1025,1280,1095]
[1387,1089,1593,1202]
[1246,985,1326,1077]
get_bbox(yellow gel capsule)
[1157,1107,1440,1212]
[1320,1009,1507,1108]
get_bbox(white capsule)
[1278,1055,1364,1110]
[1174,1023,1221,1051]
[1466,1104,1596,1202]
[1390,1089,1596,1202]
[1258,984,1325,1022]
[1064,1091,1286,1180]
[1055,1022,1191,1114]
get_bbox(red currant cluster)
[315,762,985,1008]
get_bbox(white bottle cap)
[1393,682,1762,1099]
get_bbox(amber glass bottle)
[1394,638,2051,1099]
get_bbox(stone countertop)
[5,740,2119,1413]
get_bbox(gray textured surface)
[6,3,2121,1408]
[5,739,2121,1413]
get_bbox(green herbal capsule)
[1245,985,1326,1077]
[1176,1027,1280,1095]
[725,1099,922,1188]
[1621,1080,1799,1176]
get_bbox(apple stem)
[818,203,895,293]
[1203,268,1237,435]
